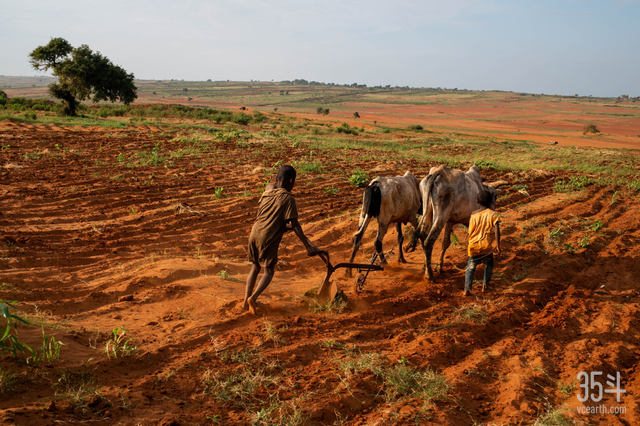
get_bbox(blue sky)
[2,0,638,97]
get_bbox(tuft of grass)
[217,270,241,282]
[308,295,347,314]
[337,352,451,412]
[252,398,308,426]
[217,347,262,365]
[262,319,286,347]
[453,302,488,323]
[53,369,101,407]
[545,227,565,248]
[339,352,386,377]
[202,367,277,404]
[318,339,342,349]
[558,379,577,395]
[533,404,577,426]
[0,367,17,394]
[382,363,451,410]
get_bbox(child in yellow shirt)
[464,190,501,296]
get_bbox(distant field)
[2,76,640,150]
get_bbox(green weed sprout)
[1,300,34,360]
[349,169,369,188]
[213,186,225,200]
[105,327,137,359]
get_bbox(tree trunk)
[61,93,78,116]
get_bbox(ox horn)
[485,180,509,188]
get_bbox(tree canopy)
[29,38,137,116]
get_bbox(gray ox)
[346,171,421,278]
[407,165,508,282]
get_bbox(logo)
[576,371,626,415]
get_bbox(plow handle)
[317,251,333,272]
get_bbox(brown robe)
[248,188,298,268]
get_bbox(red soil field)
[1,119,639,425]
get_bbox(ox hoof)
[398,257,407,264]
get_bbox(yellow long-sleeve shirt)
[467,208,500,257]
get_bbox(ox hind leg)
[404,216,422,253]
[421,219,445,283]
[375,222,391,265]
[396,223,408,263]
[436,223,453,274]
[346,216,373,278]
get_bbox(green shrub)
[336,123,358,135]
[554,176,594,193]
[408,124,424,130]
[475,160,499,170]
[583,123,600,134]
[212,111,233,123]
[231,112,252,125]
[0,91,7,106]
[349,169,369,187]
[253,111,267,123]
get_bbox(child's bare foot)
[463,290,471,297]
[247,298,257,315]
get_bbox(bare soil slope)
[1,122,639,425]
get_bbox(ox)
[408,165,507,282]
[346,171,421,278]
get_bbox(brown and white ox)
[407,165,508,282]
[346,171,422,278]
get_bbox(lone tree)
[28,37,137,116]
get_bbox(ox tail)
[352,182,381,242]
[363,182,381,219]
[347,183,381,272]
[406,195,424,252]
[413,173,437,243]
